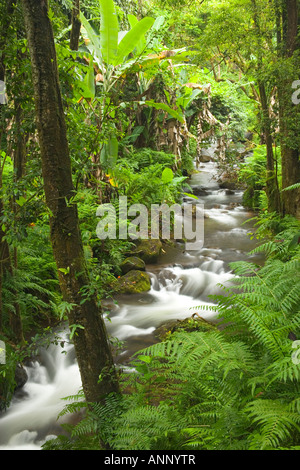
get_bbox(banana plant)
[77,0,158,170]
[79,0,156,94]
[77,0,192,171]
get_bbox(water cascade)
[0,160,261,450]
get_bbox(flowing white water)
[107,263,233,342]
[0,337,82,450]
[0,159,261,450]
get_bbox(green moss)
[120,256,146,274]
[131,239,162,264]
[116,270,151,294]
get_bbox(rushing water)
[0,160,261,450]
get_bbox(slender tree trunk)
[258,82,281,213]
[278,0,300,217]
[70,0,81,51]
[250,0,282,214]
[21,0,120,404]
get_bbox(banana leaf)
[113,17,155,66]
[143,100,184,123]
[99,0,119,66]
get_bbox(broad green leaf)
[100,133,119,169]
[99,0,119,65]
[80,61,95,100]
[143,100,184,123]
[151,15,165,31]
[79,12,102,62]
[161,167,174,184]
[176,88,202,110]
[127,14,146,56]
[127,14,138,29]
[137,354,152,364]
[114,17,155,66]
[184,192,198,200]
[16,196,26,207]
[121,126,145,144]
[182,88,203,109]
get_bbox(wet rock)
[155,315,216,341]
[219,180,237,190]
[244,131,253,141]
[225,202,239,210]
[15,363,28,390]
[120,256,146,274]
[131,239,162,264]
[116,270,151,294]
[0,363,28,410]
[199,148,215,162]
[224,189,235,195]
[191,187,208,196]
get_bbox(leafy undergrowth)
[43,223,300,451]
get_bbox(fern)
[282,182,300,191]
[44,226,300,451]
[246,399,300,450]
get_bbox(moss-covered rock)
[120,256,146,274]
[116,270,151,294]
[155,314,216,341]
[131,239,162,264]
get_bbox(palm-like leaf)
[99,0,119,66]
[113,17,155,66]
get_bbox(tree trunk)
[278,0,300,218]
[70,0,81,51]
[21,0,120,404]
[258,82,281,213]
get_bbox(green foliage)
[110,156,187,206]
[119,147,176,170]
[252,212,300,241]
[0,342,19,411]
[48,224,300,450]
[3,0,300,452]
[238,144,281,210]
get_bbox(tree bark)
[70,0,81,51]
[21,0,120,404]
[278,0,300,218]
[258,82,281,213]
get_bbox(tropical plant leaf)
[79,13,102,63]
[143,100,184,123]
[99,0,119,66]
[114,17,155,66]
[127,14,145,56]
[161,167,174,184]
[100,133,119,169]
[80,60,95,100]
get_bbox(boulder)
[219,179,237,190]
[131,239,162,264]
[116,270,151,295]
[155,314,216,341]
[199,148,214,162]
[224,188,235,195]
[15,363,28,389]
[120,256,146,274]
[191,187,208,197]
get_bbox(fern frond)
[246,399,300,450]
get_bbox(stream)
[0,159,262,450]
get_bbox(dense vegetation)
[0,0,299,451]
